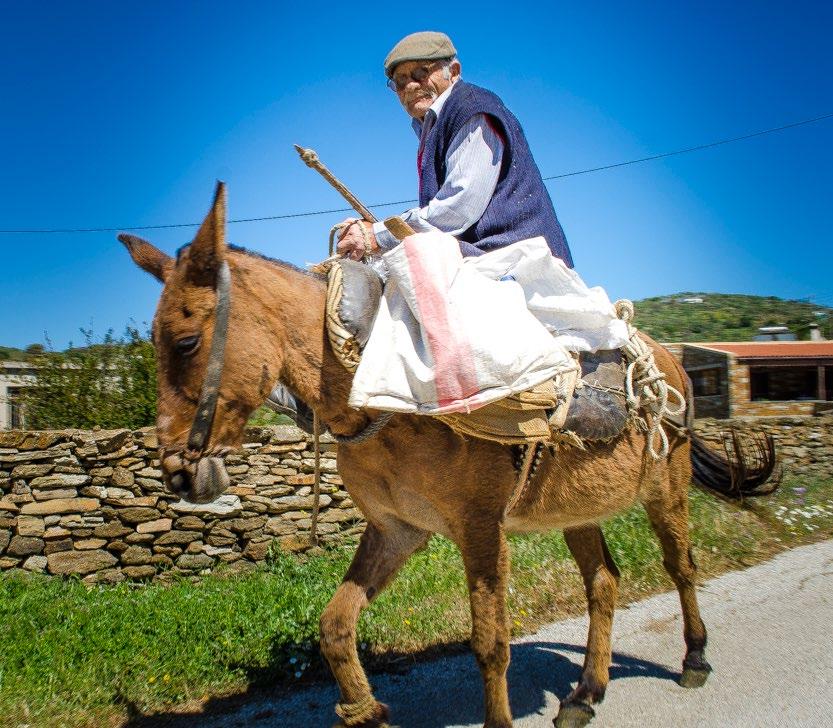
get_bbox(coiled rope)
[615,300,686,459]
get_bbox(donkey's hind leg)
[554,524,620,728]
[642,445,712,689]
[320,519,429,728]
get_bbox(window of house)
[8,387,24,429]
[692,368,721,397]
[750,367,818,401]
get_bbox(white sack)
[348,233,578,414]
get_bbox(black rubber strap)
[187,261,231,452]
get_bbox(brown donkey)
[120,183,777,728]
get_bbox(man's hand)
[336,219,379,261]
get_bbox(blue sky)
[1,1,831,349]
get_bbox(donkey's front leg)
[320,520,429,728]
[459,522,513,728]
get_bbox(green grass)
[1,474,830,728]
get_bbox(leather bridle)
[187,261,232,454]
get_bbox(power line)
[541,111,833,180]
[2,111,831,235]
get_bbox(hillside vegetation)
[633,293,833,342]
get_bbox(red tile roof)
[692,341,833,359]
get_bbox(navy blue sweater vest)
[418,81,573,267]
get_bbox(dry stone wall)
[0,426,361,584]
[693,412,833,478]
[1,415,831,584]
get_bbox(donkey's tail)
[690,430,781,500]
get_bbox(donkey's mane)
[175,242,325,281]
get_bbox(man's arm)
[372,114,504,250]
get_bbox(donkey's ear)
[118,233,173,283]
[186,180,227,284]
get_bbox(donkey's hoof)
[554,701,595,728]
[679,666,711,689]
[680,653,712,688]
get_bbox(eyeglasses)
[387,61,445,92]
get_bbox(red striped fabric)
[403,237,479,409]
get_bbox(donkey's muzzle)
[162,453,229,504]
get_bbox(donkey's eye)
[175,335,201,356]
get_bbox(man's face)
[391,60,459,120]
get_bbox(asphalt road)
[197,539,833,728]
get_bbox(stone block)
[125,532,155,544]
[107,540,129,554]
[176,553,214,570]
[0,556,20,569]
[277,534,309,553]
[75,538,107,550]
[44,538,73,555]
[170,494,241,516]
[0,528,11,552]
[225,516,267,534]
[155,530,202,546]
[123,565,156,580]
[83,567,125,585]
[203,544,233,556]
[117,507,161,524]
[22,555,48,572]
[11,463,54,479]
[286,474,316,485]
[0,447,65,465]
[174,516,205,531]
[185,541,205,554]
[80,486,109,498]
[152,545,183,557]
[17,515,45,537]
[48,549,117,575]
[121,545,153,565]
[135,477,165,492]
[110,467,135,488]
[29,474,91,489]
[93,521,132,539]
[265,518,299,536]
[206,533,237,547]
[137,518,172,534]
[8,536,44,557]
[107,496,158,507]
[20,498,100,516]
[259,485,293,497]
[243,540,271,561]
[44,526,71,538]
[150,554,174,569]
[32,488,78,501]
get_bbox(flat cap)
[384,31,457,78]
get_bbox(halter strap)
[187,261,232,453]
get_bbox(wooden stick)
[294,145,377,223]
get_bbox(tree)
[23,326,157,430]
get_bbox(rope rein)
[614,299,686,460]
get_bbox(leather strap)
[187,261,232,453]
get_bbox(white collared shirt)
[372,80,504,251]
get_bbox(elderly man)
[336,30,573,267]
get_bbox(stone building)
[0,361,36,430]
[666,341,833,418]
